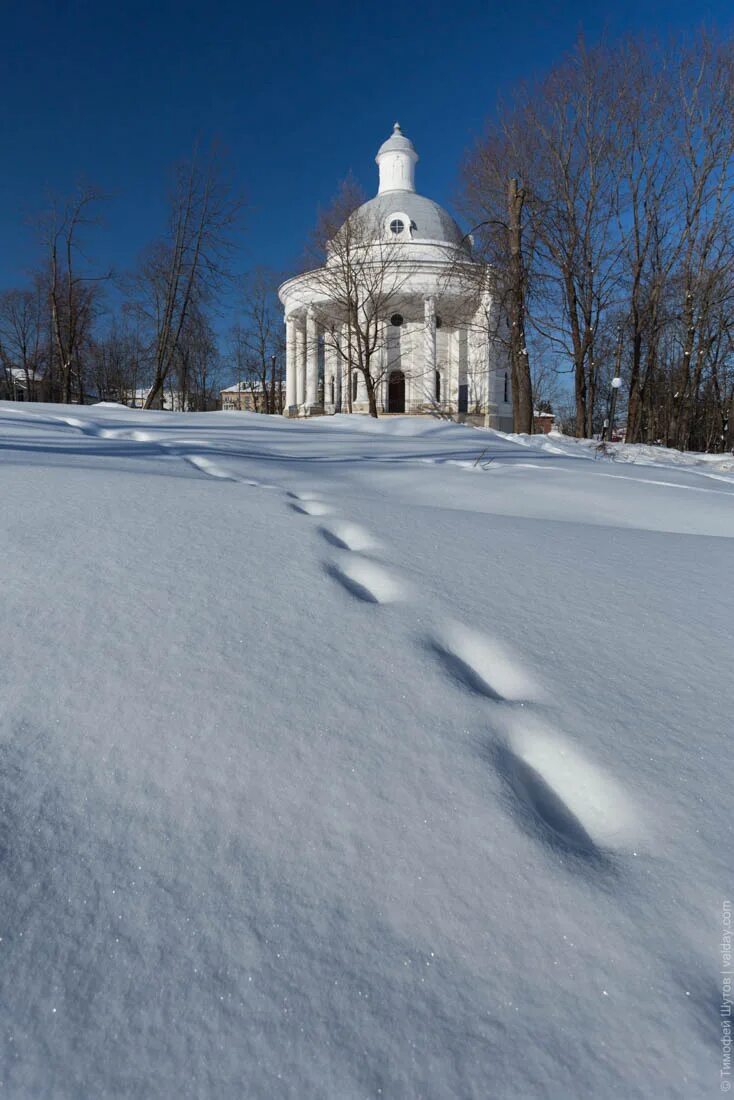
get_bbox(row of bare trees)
[229,268,285,414]
[0,146,276,412]
[462,31,734,449]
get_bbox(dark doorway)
[388,370,406,413]
[458,384,468,414]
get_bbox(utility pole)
[604,325,623,442]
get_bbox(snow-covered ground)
[1,402,732,1098]
[508,426,734,477]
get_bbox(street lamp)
[606,376,622,441]
[604,324,624,442]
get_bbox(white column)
[424,296,437,405]
[334,332,342,412]
[295,321,306,409]
[481,292,494,426]
[376,319,386,412]
[285,315,297,414]
[341,325,353,412]
[324,332,337,410]
[448,328,459,414]
[468,299,491,420]
[356,369,368,408]
[457,326,469,415]
[306,306,320,412]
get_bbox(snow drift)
[0,403,731,1098]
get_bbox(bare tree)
[229,268,283,414]
[461,43,623,438]
[525,42,624,437]
[608,33,734,449]
[463,31,734,450]
[163,305,221,410]
[41,186,109,403]
[302,176,417,418]
[665,38,734,448]
[132,146,242,410]
[611,40,674,443]
[89,316,146,403]
[0,285,44,400]
[461,131,535,432]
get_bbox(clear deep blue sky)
[1,0,730,320]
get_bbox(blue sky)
[1,0,730,324]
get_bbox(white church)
[279,124,512,427]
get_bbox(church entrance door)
[388,370,405,413]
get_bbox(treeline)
[462,31,734,449]
[0,149,285,411]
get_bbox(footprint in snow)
[318,521,378,552]
[185,454,266,486]
[62,416,90,431]
[186,455,240,481]
[288,490,325,501]
[290,499,332,516]
[326,555,403,604]
[99,428,160,443]
[491,715,638,859]
[428,621,540,703]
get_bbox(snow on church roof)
[355,191,466,247]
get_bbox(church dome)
[353,191,466,247]
[344,123,468,249]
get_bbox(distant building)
[533,411,555,435]
[220,381,283,413]
[124,389,217,411]
[0,368,42,401]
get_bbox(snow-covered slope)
[1,403,731,1098]
[507,426,734,477]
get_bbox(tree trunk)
[145,370,165,410]
[564,272,587,436]
[364,370,378,418]
[668,290,695,447]
[626,318,643,443]
[507,178,533,433]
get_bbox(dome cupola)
[375,122,418,194]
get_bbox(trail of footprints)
[288,494,402,604]
[288,486,638,864]
[62,415,637,867]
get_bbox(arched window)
[330,378,335,404]
[352,372,358,401]
[435,370,441,403]
[504,372,509,403]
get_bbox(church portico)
[279,125,513,427]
